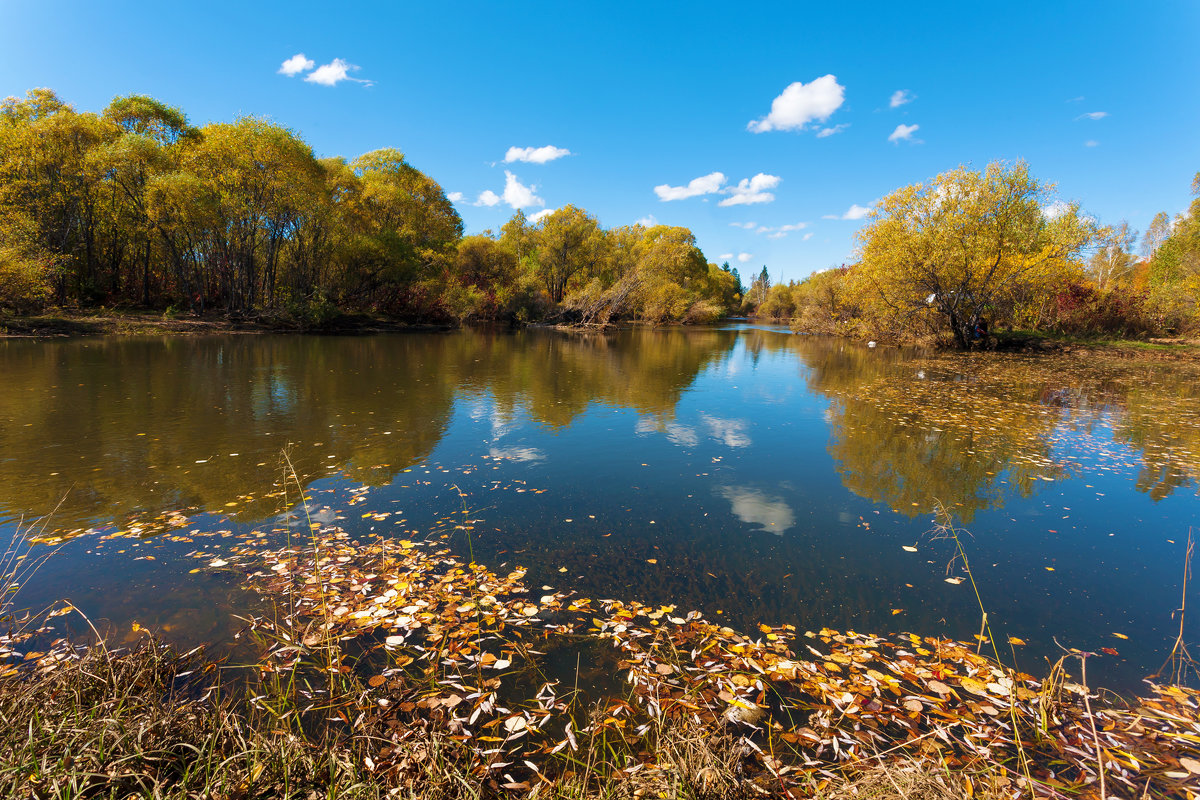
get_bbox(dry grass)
[0,633,1021,800]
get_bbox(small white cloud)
[527,208,555,224]
[635,214,659,227]
[816,123,849,138]
[802,232,814,241]
[475,190,501,207]
[730,221,757,229]
[1077,111,1108,120]
[446,191,464,203]
[718,253,734,260]
[655,171,726,201]
[504,145,571,164]
[305,58,371,87]
[1041,200,1071,220]
[752,221,808,238]
[748,74,845,133]
[279,53,315,77]
[1084,140,1099,148]
[502,171,544,209]
[889,89,915,108]
[823,204,873,221]
[888,123,920,143]
[719,173,781,207]
[737,252,753,263]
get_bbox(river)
[1,323,1198,690]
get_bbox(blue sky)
[3,1,1198,282]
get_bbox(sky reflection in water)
[1,324,1198,690]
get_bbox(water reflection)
[716,485,796,533]
[2,329,1197,532]
[701,415,752,448]
[0,328,738,530]
[2,326,1199,687]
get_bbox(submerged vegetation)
[0,89,741,326]
[3,500,1200,798]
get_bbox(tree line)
[750,161,1200,347]
[0,89,742,324]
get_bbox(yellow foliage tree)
[851,161,1095,348]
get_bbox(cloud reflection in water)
[717,485,796,534]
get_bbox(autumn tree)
[852,161,1095,348]
[1141,212,1172,258]
[528,205,602,303]
[743,267,770,312]
[1089,221,1138,290]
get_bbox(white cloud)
[1041,200,1071,220]
[1077,111,1108,120]
[888,123,920,143]
[502,171,544,209]
[305,58,371,87]
[1085,140,1099,147]
[823,203,873,221]
[748,74,845,133]
[446,191,464,203]
[802,232,814,241]
[719,173,781,207]
[504,145,571,164]
[752,221,808,238]
[278,53,315,77]
[655,171,726,201]
[475,190,501,207]
[889,89,915,108]
[527,208,555,224]
[718,253,734,260]
[737,252,753,263]
[729,221,757,229]
[635,214,659,227]
[816,123,849,138]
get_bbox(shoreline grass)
[4,523,1198,799]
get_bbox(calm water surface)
[2,324,1198,690]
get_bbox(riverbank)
[0,635,1000,800]
[6,520,1199,799]
[989,330,1200,360]
[0,308,454,338]
[758,314,1200,360]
